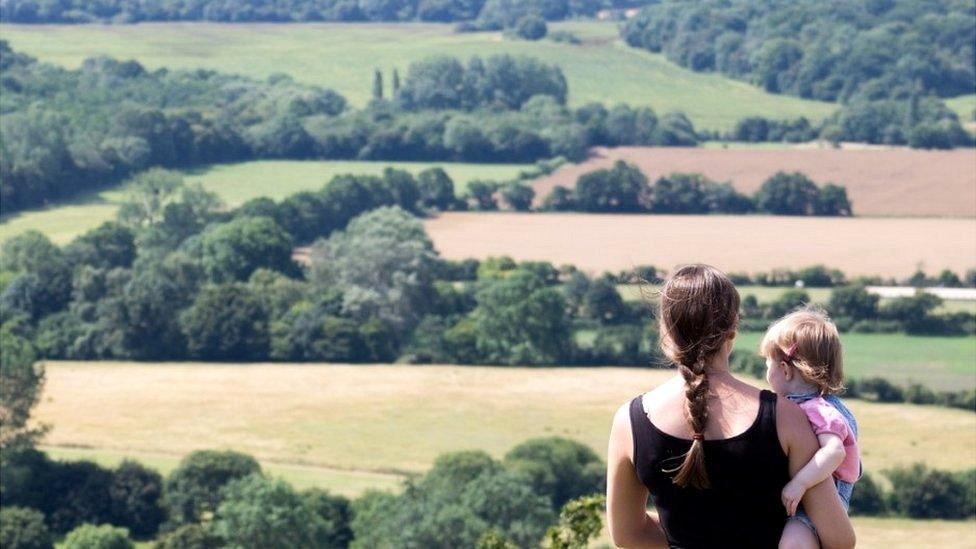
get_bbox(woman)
[606,264,855,548]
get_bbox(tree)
[371,69,383,101]
[473,269,572,365]
[199,216,296,283]
[541,186,575,211]
[108,460,165,539]
[180,284,270,361]
[0,507,53,549]
[310,207,438,333]
[64,223,137,270]
[754,171,821,215]
[545,495,606,549]
[61,524,133,549]
[0,327,45,459]
[118,253,203,359]
[350,450,554,549]
[583,275,627,324]
[514,15,547,40]
[574,161,649,212]
[391,68,401,95]
[117,169,184,229]
[650,173,708,214]
[416,168,456,210]
[466,180,498,210]
[829,286,879,321]
[163,450,261,526]
[816,183,853,216]
[503,437,604,510]
[500,182,534,211]
[302,489,354,549]
[214,475,341,549]
[0,231,72,318]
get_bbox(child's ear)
[781,363,793,380]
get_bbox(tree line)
[540,162,853,215]
[0,43,698,215]
[0,0,646,24]
[622,0,975,149]
[1,168,972,402]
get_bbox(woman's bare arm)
[606,402,669,548]
[777,398,856,549]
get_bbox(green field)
[0,160,528,244]
[0,21,837,132]
[947,94,976,123]
[736,331,976,391]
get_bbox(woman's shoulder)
[775,392,815,452]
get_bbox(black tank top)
[629,389,790,548]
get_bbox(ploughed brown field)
[531,146,976,217]
[423,212,976,277]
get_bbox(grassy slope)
[38,362,975,547]
[35,363,975,479]
[0,21,837,132]
[0,160,528,244]
[735,331,976,391]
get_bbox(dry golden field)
[424,212,976,277]
[36,362,976,478]
[531,146,976,217]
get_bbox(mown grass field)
[35,362,976,547]
[734,332,976,391]
[35,363,975,480]
[947,94,976,123]
[0,160,528,244]
[0,21,837,132]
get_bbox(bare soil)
[531,146,976,217]
[424,212,976,277]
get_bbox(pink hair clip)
[783,343,798,363]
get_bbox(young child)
[760,308,861,548]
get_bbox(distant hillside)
[622,0,976,102]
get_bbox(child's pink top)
[798,397,860,483]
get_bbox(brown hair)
[658,264,740,489]
[759,308,844,395]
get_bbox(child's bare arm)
[781,433,845,515]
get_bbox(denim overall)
[786,392,861,532]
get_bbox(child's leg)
[779,518,820,549]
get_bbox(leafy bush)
[214,475,345,548]
[0,507,53,549]
[61,524,133,549]
[848,474,886,516]
[350,450,555,548]
[513,15,547,40]
[886,464,973,519]
[503,437,604,510]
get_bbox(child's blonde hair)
[759,307,844,395]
